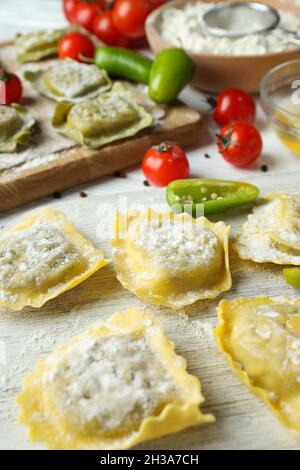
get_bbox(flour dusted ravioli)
[15,28,69,63]
[215,296,300,432]
[0,208,108,310]
[52,83,152,148]
[0,104,35,152]
[235,193,300,265]
[17,308,214,450]
[112,210,231,308]
[24,59,112,103]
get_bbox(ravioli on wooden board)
[17,308,214,450]
[235,193,300,265]
[24,59,112,103]
[112,210,231,309]
[0,208,108,310]
[15,28,69,63]
[52,83,153,149]
[0,104,35,153]
[215,296,300,432]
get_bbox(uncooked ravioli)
[52,83,153,148]
[15,28,70,63]
[215,296,300,432]
[0,104,35,152]
[17,308,214,450]
[235,193,300,265]
[0,208,108,310]
[24,59,112,102]
[112,210,231,308]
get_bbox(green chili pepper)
[283,268,300,289]
[166,179,260,216]
[95,46,153,84]
[149,48,196,104]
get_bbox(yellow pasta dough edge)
[234,234,300,266]
[214,297,300,433]
[17,308,215,450]
[0,207,109,310]
[235,192,300,265]
[113,210,232,309]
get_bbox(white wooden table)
[0,0,299,205]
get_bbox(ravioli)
[112,210,231,308]
[215,296,300,432]
[15,28,69,63]
[17,308,214,450]
[24,59,112,103]
[235,193,300,265]
[0,208,108,310]
[121,81,166,123]
[0,104,35,153]
[52,83,152,148]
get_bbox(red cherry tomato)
[112,0,164,39]
[93,11,129,47]
[217,122,263,168]
[0,69,23,105]
[213,88,256,127]
[63,0,79,23]
[58,32,95,62]
[75,2,102,32]
[142,142,190,187]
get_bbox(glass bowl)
[261,59,300,156]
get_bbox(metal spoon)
[202,2,280,38]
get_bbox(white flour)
[159,1,300,55]
[134,220,221,274]
[0,222,80,290]
[43,333,179,432]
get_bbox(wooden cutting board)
[1,170,300,450]
[0,42,204,214]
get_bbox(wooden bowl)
[146,0,300,93]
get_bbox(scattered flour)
[43,333,179,432]
[133,219,221,274]
[0,222,81,290]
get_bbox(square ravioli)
[235,193,300,265]
[0,208,108,310]
[17,308,214,450]
[0,104,35,153]
[24,59,112,103]
[52,83,153,149]
[15,28,69,63]
[215,296,300,432]
[112,210,231,309]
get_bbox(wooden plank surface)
[1,170,300,450]
[0,42,204,214]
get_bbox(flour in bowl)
[159,1,300,55]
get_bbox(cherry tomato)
[216,122,263,168]
[58,32,95,62]
[142,142,189,187]
[75,2,103,32]
[112,0,164,39]
[93,11,129,47]
[212,88,256,127]
[0,69,23,105]
[63,0,79,23]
